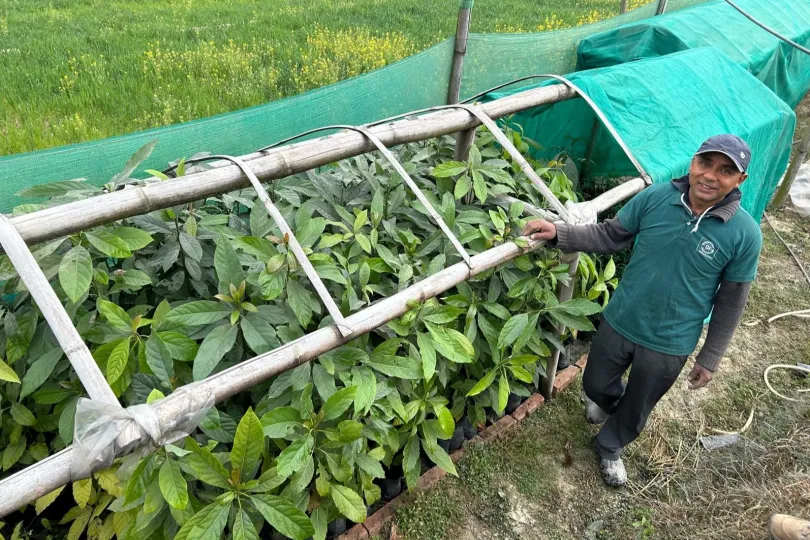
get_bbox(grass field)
[0,0,653,156]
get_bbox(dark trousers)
[583,318,688,461]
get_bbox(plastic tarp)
[490,47,796,221]
[577,0,810,108]
[0,0,712,213]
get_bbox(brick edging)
[338,354,589,539]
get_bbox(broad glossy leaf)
[59,246,93,303]
[276,435,314,477]
[175,501,230,540]
[20,348,63,398]
[214,238,245,288]
[231,408,263,485]
[467,369,497,397]
[249,494,314,540]
[240,314,277,355]
[498,313,529,350]
[0,359,20,384]
[186,437,230,489]
[106,337,131,384]
[286,280,313,328]
[423,441,458,476]
[431,161,468,178]
[35,486,65,515]
[159,458,189,510]
[98,299,133,331]
[434,404,455,439]
[330,484,367,523]
[417,332,436,381]
[233,508,259,540]
[85,231,131,258]
[192,324,238,380]
[158,331,199,361]
[403,436,421,490]
[366,355,423,379]
[498,375,509,413]
[320,385,357,421]
[113,227,153,251]
[145,335,174,388]
[261,407,302,438]
[73,478,92,508]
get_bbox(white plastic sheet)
[789,163,810,218]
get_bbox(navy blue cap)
[695,134,751,173]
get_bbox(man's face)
[688,152,748,207]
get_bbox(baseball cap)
[695,134,751,172]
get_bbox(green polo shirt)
[602,182,762,356]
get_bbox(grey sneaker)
[599,457,627,487]
[584,395,609,425]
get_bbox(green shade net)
[490,47,796,221]
[0,0,712,213]
[577,0,810,107]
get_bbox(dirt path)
[390,210,810,540]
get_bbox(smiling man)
[522,134,762,486]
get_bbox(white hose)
[763,364,810,402]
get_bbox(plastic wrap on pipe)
[71,384,214,479]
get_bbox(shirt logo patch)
[697,238,717,260]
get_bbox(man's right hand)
[521,219,557,241]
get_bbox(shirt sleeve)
[722,229,763,282]
[696,280,752,371]
[616,187,652,235]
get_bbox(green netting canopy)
[0,0,711,213]
[577,0,810,107]
[491,47,796,221]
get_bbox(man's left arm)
[689,228,762,389]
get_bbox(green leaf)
[338,420,364,442]
[111,139,157,185]
[432,161,468,178]
[417,332,436,381]
[261,407,303,438]
[297,217,326,247]
[403,436,421,490]
[240,314,277,355]
[259,269,286,301]
[423,441,458,476]
[453,174,472,200]
[371,190,384,224]
[311,506,328,540]
[498,375,509,412]
[0,359,20,384]
[366,354,424,379]
[233,508,259,540]
[20,348,63,398]
[98,299,133,331]
[604,258,616,280]
[467,369,497,397]
[546,311,596,332]
[249,494,315,540]
[186,437,231,489]
[286,280,313,328]
[85,231,131,258]
[175,501,230,540]
[434,404,455,439]
[66,509,92,540]
[214,238,246,288]
[73,478,92,508]
[481,302,511,320]
[179,233,203,262]
[10,401,37,426]
[498,313,529,350]
[320,385,357,421]
[330,484,367,523]
[355,233,372,254]
[355,453,385,479]
[35,486,65,515]
[276,435,314,477]
[106,337,131,384]
[192,324,238,380]
[158,331,200,361]
[472,169,488,203]
[145,335,174,387]
[353,210,368,233]
[159,458,189,510]
[59,246,93,303]
[112,227,153,251]
[231,408,264,485]
[551,298,603,317]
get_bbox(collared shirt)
[602,180,762,355]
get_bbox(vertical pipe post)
[447,0,473,105]
[772,124,810,209]
[543,252,580,399]
[581,119,601,181]
[450,0,475,161]
[656,0,669,15]
[620,0,628,14]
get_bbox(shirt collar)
[669,175,740,223]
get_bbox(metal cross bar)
[178,155,354,337]
[0,216,119,405]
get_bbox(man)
[523,134,762,486]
